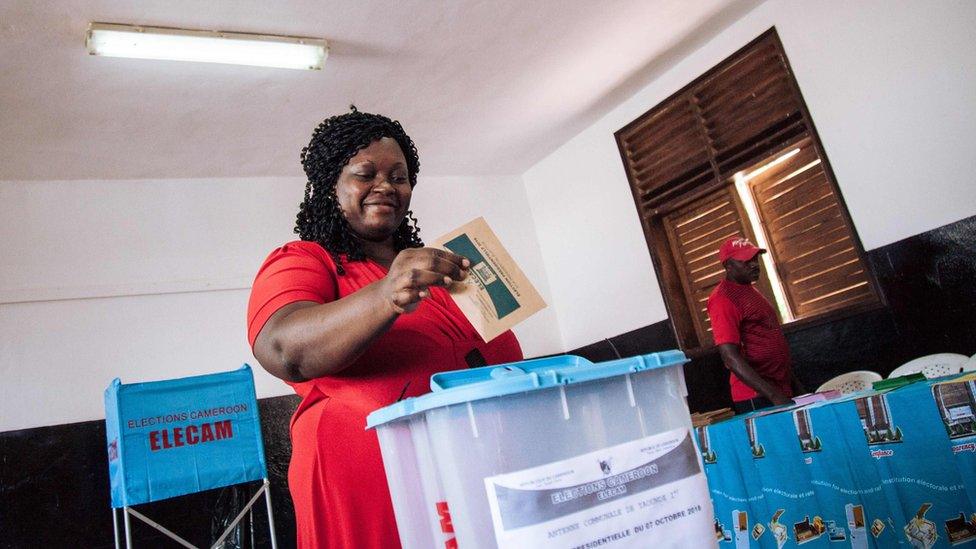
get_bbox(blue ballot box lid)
[366,350,688,429]
[104,365,268,508]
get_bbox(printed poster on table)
[484,427,714,548]
[432,217,545,342]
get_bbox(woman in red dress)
[246,108,522,548]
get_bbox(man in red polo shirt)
[707,237,805,413]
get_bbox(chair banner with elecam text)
[104,364,268,508]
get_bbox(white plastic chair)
[963,353,976,373]
[816,370,883,394]
[888,353,968,379]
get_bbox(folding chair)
[105,365,278,548]
[816,370,883,394]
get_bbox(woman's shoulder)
[260,240,385,280]
[276,239,328,255]
[260,240,338,272]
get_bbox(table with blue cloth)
[695,373,976,549]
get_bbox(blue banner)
[697,418,774,548]
[856,379,976,547]
[805,399,898,548]
[104,365,267,507]
[700,373,976,548]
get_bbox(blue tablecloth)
[695,373,976,548]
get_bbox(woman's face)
[335,137,412,242]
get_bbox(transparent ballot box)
[367,351,714,548]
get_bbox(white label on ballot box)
[484,427,709,548]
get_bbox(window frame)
[615,27,884,354]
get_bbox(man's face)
[725,254,762,284]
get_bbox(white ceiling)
[0,0,761,181]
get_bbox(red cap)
[718,237,766,263]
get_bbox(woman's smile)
[363,199,398,211]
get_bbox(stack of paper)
[691,407,735,427]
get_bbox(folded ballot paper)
[432,217,545,342]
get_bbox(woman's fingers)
[385,248,471,314]
[420,248,469,280]
[391,267,463,309]
[397,248,468,280]
[401,268,459,291]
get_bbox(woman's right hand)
[381,248,470,314]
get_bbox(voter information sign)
[104,365,268,508]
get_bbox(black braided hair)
[296,106,424,274]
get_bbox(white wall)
[0,177,301,431]
[523,0,976,351]
[0,174,559,431]
[1,178,299,302]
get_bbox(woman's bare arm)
[252,248,468,382]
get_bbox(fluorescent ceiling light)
[86,23,328,70]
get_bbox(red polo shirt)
[707,279,793,402]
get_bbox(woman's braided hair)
[297,106,423,274]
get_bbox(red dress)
[247,241,523,548]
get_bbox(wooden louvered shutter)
[662,187,777,347]
[617,100,717,209]
[617,28,880,353]
[692,32,807,179]
[747,140,878,318]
